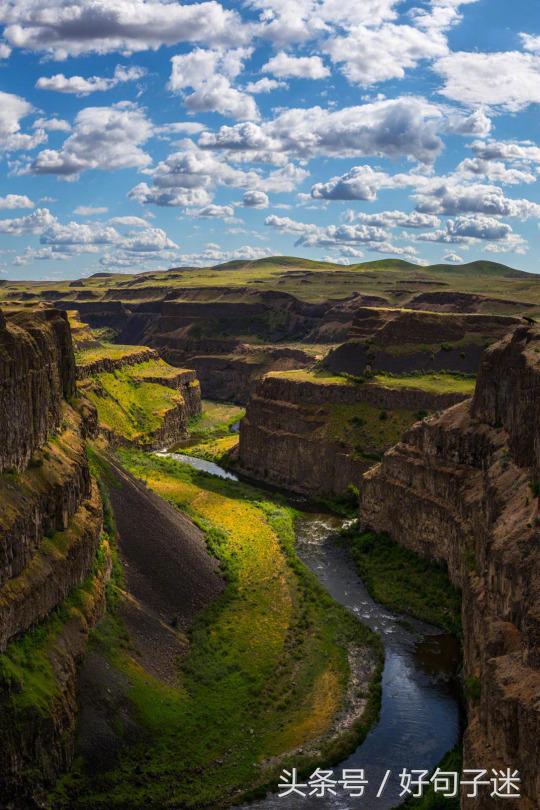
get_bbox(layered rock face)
[326,307,520,376]
[0,307,76,473]
[0,306,106,806]
[360,325,540,809]
[238,373,467,497]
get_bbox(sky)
[0,0,539,280]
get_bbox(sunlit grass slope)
[53,451,381,808]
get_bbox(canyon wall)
[238,372,467,497]
[326,308,520,376]
[0,306,106,807]
[0,307,76,473]
[360,324,540,809]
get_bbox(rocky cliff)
[326,307,520,377]
[0,307,76,473]
[0,306,106,807]
[238,371,469,497]
[360,325,540,809]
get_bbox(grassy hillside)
[2,256,540,310]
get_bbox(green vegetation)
[79,361,186,444]
[268,368,354,385]
[172,399,245,463]
[373,372,476,395]
[344,527,461,636]
[325,401,419,461]
[52,450,382,808]
[75,343,149,366]
[0,536,110,717]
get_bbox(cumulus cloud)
[413,179,540,219]
[0,194,35,210]
[73,206,109,215]
[417,216,524,249]
[27,102,153,178]
[242,190,269,208]
[169,48,258,120]
[33,117,71,132]
[200,97,444,164]
[350,209,441,229]
[0,0,250,59]
[471,139,540,165]
[265,214,388,247]
[36,65,146,96]
[0,41,11,58]
[434,51,540,111]
[0,90,46,152]
[443,252,463,262]
[325,23,447,86]
[310,165,421,201]
[245,77,285,93]
[520,33,540,54]
[109,216,151,228]
[456,158,536,185]
[0,207,56,235]
[262,51,330,79]
[189,204,235,218]
[444,108,491,136]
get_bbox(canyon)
[0,256,538,808]
[360,325,540,808]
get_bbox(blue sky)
[0,0,539,279]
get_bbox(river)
[157,451,461,810]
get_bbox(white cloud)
[157,122,206,136]
[0,0,250,59]
[262,51,330,79]
[40,220,120,246]
[36,65,146,96]
[0,207,56,235]
[243,190,269,208]
[245,77,286,93]
[0,90,46,152]
[265,214,388,247]
[456,158,536,185]
[418,215,520,245]
[520,33,540,54]
[444,108,491,136]
[109,216,151,228]
[74,206,109,216]
[169,48,258,120]
[351,209,441,229]
[250,0,398,46]
[200,97,445,164]
[414,180,540,218]
[471,139,540,165]
[310,165,418,201]
[0,194,34,210]
[189,204,235,218]
[434,51,540,111]
[443,252,463,262]
[325,23,447,86]
[0,41,11,58]
[33,117,71,132]
[28,102,153,178]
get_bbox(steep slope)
[360,325,540,809]
[0,306,107,807]
[238,369,473,497]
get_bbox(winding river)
[158,451,461,810]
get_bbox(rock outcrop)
[326,308,520,377]
[0,306,106,806]
[360,324,540,809]
[0,307,76,473]
[238,372,468,497]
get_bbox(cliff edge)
[360,324,540,808]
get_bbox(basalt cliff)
[0,306,107,808]
[360,325,540,809]
[238,371,469,497]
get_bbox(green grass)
[268,368,354,385]
[51,450,382,809]
[75,343,149,365]
[0,536,110,717]
[372,372,476,395]
[325,402,419,458]
[189,399,245,437]
[79,363,185,443]
[344,527,462,636]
